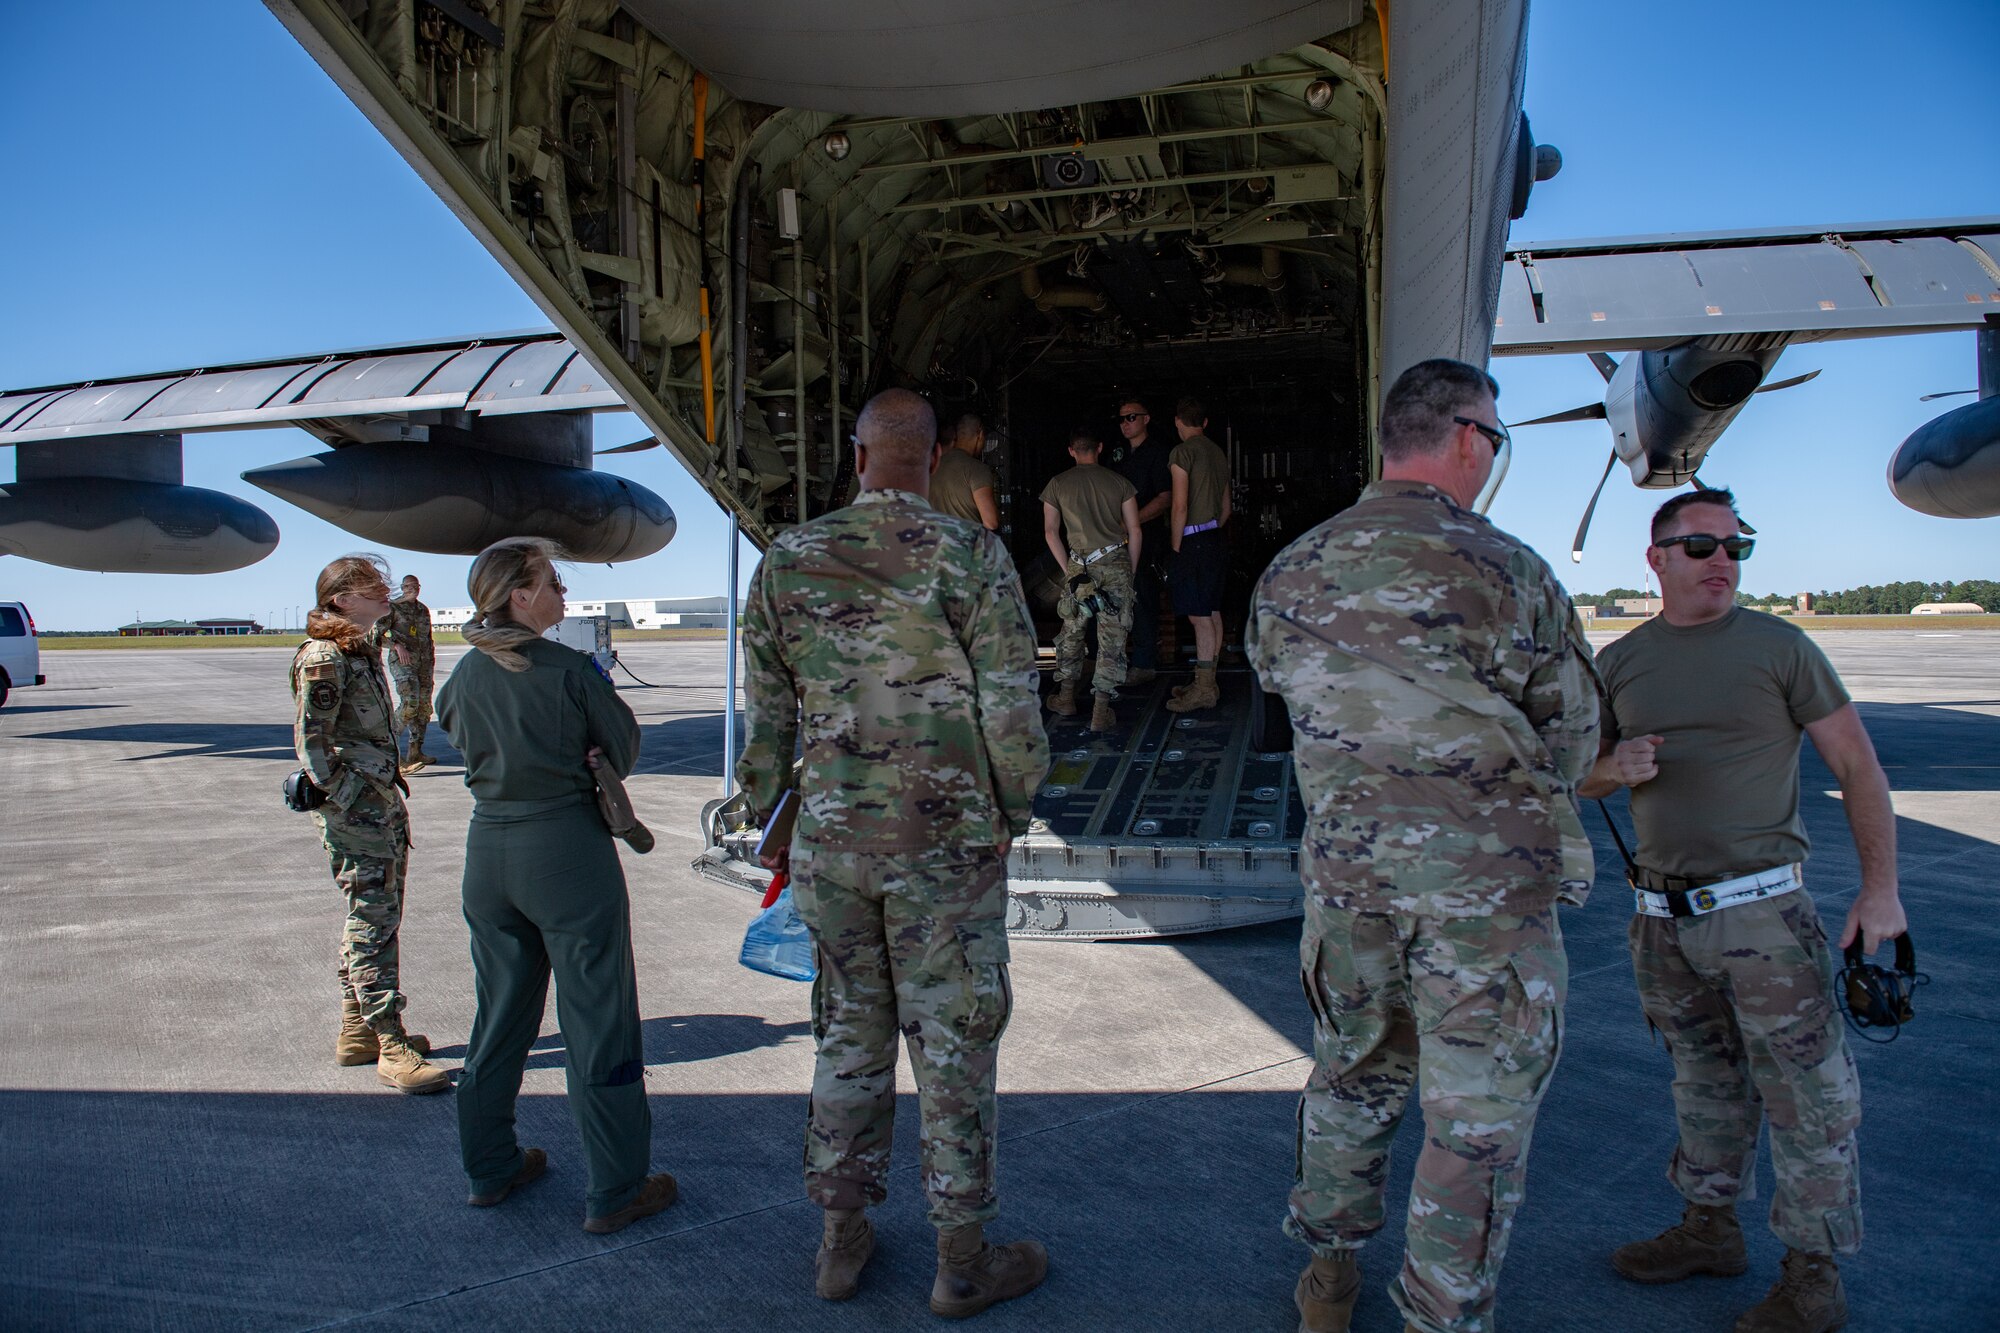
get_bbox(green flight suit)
[435,637,653,1219]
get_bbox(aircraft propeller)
[596,437,660,455]
[1510,356,1811,562]
[1918,388,1977,402]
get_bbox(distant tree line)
[1572,580,1996,614]
[1807,580,1998,615]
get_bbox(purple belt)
[1182,520,1219,536]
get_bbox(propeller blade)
[1571,450,1619,563]
[1587,351,1620,383]
[1510,402,1608,428]
[1753,368,1822,394]
[1690,474,1756,533]
[595,437,660,455]
[1918,388,1977,402]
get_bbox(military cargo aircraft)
[4,0,1995,936]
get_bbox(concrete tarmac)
[2,631,1995,1330]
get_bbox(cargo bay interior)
[310,2,1389,933]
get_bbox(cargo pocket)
[954,922,1013,1045]
[1299,936,1332,1031]
[1493,941,1566,1090]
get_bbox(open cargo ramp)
[693,670,1307,940]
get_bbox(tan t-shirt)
[1039,464,1135,554]
[1597,607,1849,880]
[1169,433,1229,528]
[930,448,996,526]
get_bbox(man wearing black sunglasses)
[1586,487,1905,1333]
[1249,358,1599,1333]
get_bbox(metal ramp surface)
[692,669,1307,941]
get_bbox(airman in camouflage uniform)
[1584,488,1906,1333]
[739,388,1052,1316]
[293,561,447,1095]
[382,575,437,770]
[1248,360,1599,1333]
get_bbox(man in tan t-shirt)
[931,412,1000,530]
[1166,396,1231,713]
[1582,488,1906,1333]
[1039,428,1140,732]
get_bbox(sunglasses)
[1655,533,1755,561]
[1118,412,1147,423]
[1453,415,1509,454]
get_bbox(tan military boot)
[1293,1251,1360,1333]
[1089,694,1117,732]
[814,1207,875,1301]
[337,997,430,1065]
[1047,680,1080,716]
[929,1222,1048,1318]
[376,1027,451,1095]
[1165,666,1219,713]
[1611,1201,1749,1283]
[583,1172,679,1234]
[403,724,435,772]
[1734,1250,1847,1333]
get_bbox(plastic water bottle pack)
[739,872,816,982]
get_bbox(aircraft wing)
[0,331,674,572]
[1493,218,2000,355]
[0,330,621,446]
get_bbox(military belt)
[1072,542,1126,566]
[1631,863,1803,919]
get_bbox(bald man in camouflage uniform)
[739,387,1052,1318]
[1249,359,1600,1333]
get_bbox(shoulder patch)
[307,680,339,712]
[301,662,337,681]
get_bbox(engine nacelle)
[0,477,281,573]
[1888,394,2000,519]
[243,441,675,562]
[1605,342,1784,487]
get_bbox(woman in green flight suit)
[436,538,676,1232]
[292,553,448,1094]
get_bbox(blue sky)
[2,1,1995,628]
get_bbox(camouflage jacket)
[293,637,406,854]
[738,487,1050,852]
[380,596,434,667]
[1248,480,1601,917]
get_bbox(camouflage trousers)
[327,845,409,1028]
[388,661,434,731]
[1629,890,1863,1256]
[1055,556,1133,695]
[1289,899,1566,1333]
[790,845,1013,1228]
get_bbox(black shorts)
[1170,528,1225,616]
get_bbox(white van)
[0,601,45,707]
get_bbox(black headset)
[1837,932,1925,1043]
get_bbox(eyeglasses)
[1453,415,1510,454]
[546,574,567,595]
[1118,412,1147,423]
[1655,533,1755,561]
